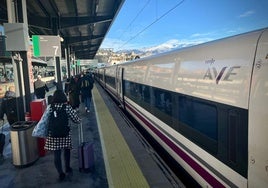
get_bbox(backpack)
[5,98,16,117]
[81,77,93,90]
[81,79,89,88]
[2,97,18,125]
[48,104,70,137]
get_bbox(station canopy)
[0,0,125,59]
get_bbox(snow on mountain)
[115,38,206,58]
[144,39,180,53]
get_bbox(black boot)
[58,173,66,181]
[66,167,73,175]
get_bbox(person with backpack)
[0,86,17,163]
[0,86,18,125]
[44,89,81,181]
[80,72,94,113]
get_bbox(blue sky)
[100,0,268,51]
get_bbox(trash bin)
[10,121,39,167]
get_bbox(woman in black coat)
[44,90,81,181]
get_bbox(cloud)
[179,38,213,47]
[238,10,255,18]
[190,32,214,38]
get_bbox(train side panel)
[123,66,244,187]
[143,30,260,109]
[102,28,268,187]
[121,30,266,187]
[248,29,268,187]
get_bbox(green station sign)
[32,35,61,57]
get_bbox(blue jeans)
[84,97,92,110]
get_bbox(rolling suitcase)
[78,123,94,173]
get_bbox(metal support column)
[66,46,71,78]
[55,56,63,90]
[17,0,32,113]
[6,0,27,120]
[12,53,25,121]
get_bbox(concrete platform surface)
[0,101,107,188]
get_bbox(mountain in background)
[97,39,207,64]
[116,39,201,57]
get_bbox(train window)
[127,82,140,100]
[125,81,137,101]
[152,88,172,114]
[125,81,174,126]
[124,80,248,177]
[178,96,218,141]
[177,96,218,154]
[142,85,150,103]
[105,75,116,88]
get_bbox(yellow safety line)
[93,87,150,188]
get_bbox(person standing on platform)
[0,86,17,163]
[80,72,94,113]
[64,78,70,96]
[45,89,81,181]
[68,76,80,111]
[0,86,18,126]
[34,75,49,99]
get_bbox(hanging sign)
[32,35,61,57]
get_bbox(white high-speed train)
[96,28,268,187]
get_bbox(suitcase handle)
[78,122,84,144]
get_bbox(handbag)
[32,105,51,138]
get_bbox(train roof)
[107,27,268,109]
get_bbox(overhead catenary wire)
[119,0,151,39]
[117,0,186,50]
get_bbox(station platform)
[0,83,184,188]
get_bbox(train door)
[116,66,125,108]
[248,29,268,187]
